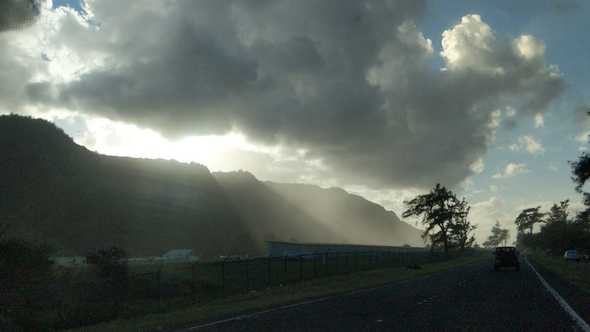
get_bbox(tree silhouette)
[515,207,544,235]
[483,221,509,248]
[402,184,470,254]
[449,199,476,250]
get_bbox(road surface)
[182,258,582,331]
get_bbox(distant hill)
[0,115,423,259]
[214,171,344,250]
[0,114,257,259]
[266,182,424,247]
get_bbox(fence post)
[245,259,250,291]
[221,260,225,295]
[191,263,196,304]
[156,268,162,312]
[267,256,272,287]
[345,253,349,273]
[283,256,287,284]
[299,255,303,282]
[325,253,329,276]
[313,254,318,278]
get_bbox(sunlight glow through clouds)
[26,108,277,168]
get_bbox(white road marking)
[524,256,590,332]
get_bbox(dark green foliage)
[571,153,590,193]
[517,200,590,254]
[0,223,54,330]
[515,206,544,235]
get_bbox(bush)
[0,233,55,330]
[86,247,129,306]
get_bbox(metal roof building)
[266,241,426,257]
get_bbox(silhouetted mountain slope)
[266,182,424,247]
[0,115,423,259]
[214,171,344,251]
[0,114,257,259]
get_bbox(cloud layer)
[7,1,565,189]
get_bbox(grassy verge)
[528,251,590,293]
[66,252,487,332]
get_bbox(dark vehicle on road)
[494,246,520,271]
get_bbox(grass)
[20,251,447,330]
[528,251,590,293]
[65,251,487,332]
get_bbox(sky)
[1,0,589,244]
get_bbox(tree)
[448,199,476,250]
[514,207,544,235]
[570,112,590,224]
[483,221,509,248]
[402,184,469,254]
[538,199,590,254]
[546,200,569,224]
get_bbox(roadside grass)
[65,251,487,332]
[19,251,450,330]
[528,252,590,293]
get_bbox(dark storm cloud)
[0,0,40,32]
[24,1,564,189]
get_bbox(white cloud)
[520,135,544,154]
[469,158,485,174]
[505,107,517,117]
[534,113,544,128]
[3,5,565,190]
[440,14,500,73]
[493,162,529,179]
[514,35,545,61]
[509,135,544,154]
[576,130,590,143]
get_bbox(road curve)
[181,259,580,331]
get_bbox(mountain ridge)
[0,114,424,259]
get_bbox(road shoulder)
[528,256,590,330]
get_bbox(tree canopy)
[514,207,544,235]
[403,184,475,253]
[483,221,509,248]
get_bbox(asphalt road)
[184,258,581,332]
